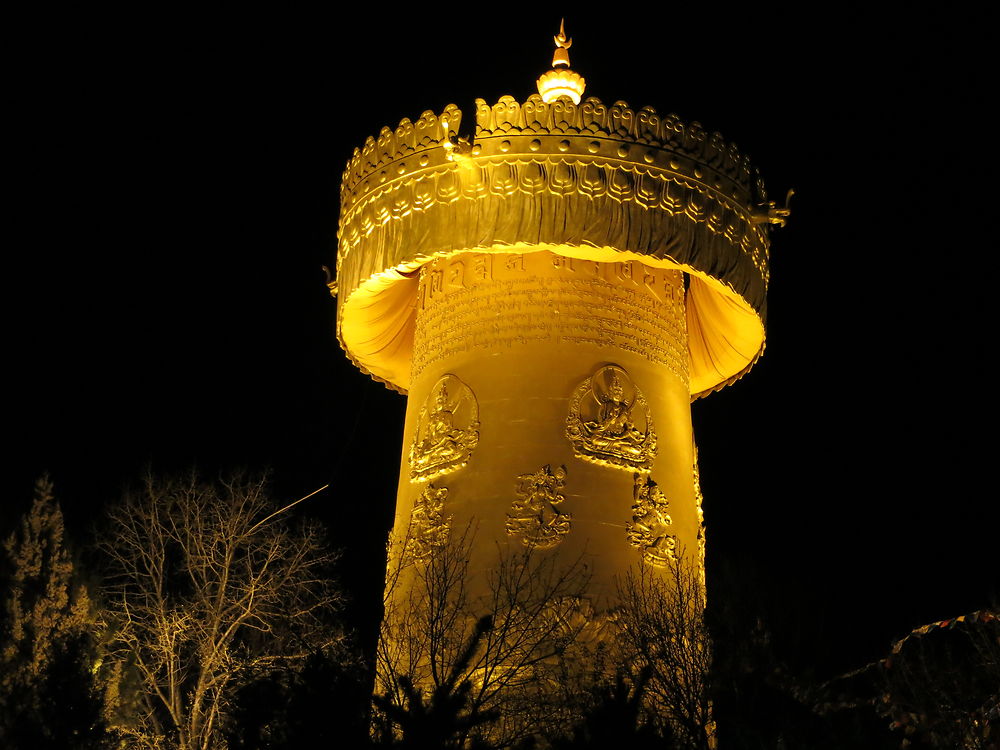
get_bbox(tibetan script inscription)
[566,365,656,472]
[506,464,571,549]
[626,474,676,568]
[409,374,480,482]
[410,252,687,385]
[406,483,451,563]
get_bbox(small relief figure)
[406,483,451,563]
[626,474,676,568]
[506,465,571,549]
[409,374,480,482]
[566,365,656,472]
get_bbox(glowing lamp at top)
[537,19,586,104]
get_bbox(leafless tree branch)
[376,522,593,748]
[100,472,341,750]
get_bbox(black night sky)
[7,6,996,683]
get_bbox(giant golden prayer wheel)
[332,28,784,611]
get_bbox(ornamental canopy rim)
[334,95,776,400]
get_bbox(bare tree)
[100,472,341,750]
[375,522,594,748]
[613,556,714,750]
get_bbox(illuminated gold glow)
[332,27,784,730]
[392,249,696,603]
[536,70,586,104]
[335,95,771,397]
[552,18,573,67]
[408,374,479,481]
[537,20,586,103]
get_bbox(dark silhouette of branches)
[373,615,499,749]
[550,667,664,749]
[376,522,592,748]
[223,646,371,749]
[613,557,714,750]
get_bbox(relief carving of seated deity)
[567,365,656,472]
[581,371,646,450]
[409,374,480,481]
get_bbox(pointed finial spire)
[537,19,586,104]
[553,18,572,68]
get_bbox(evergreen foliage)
[374,614,500,749]
[0,475,108,749]
[551,668,664,750]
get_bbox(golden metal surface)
[537,20,585,104]
[536,68,587,105]
[335,91,773,398]
[334,33,780,688]
[693,444,707,591]
[752,188,795,228]
[627,474,677,568]
[408,374,480,482]
[391,250,697,604]
[566,365,657,473]
[410,253,687,385]
[505,464,572,549]
[405,483,451,563]
[552,19,573,66]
